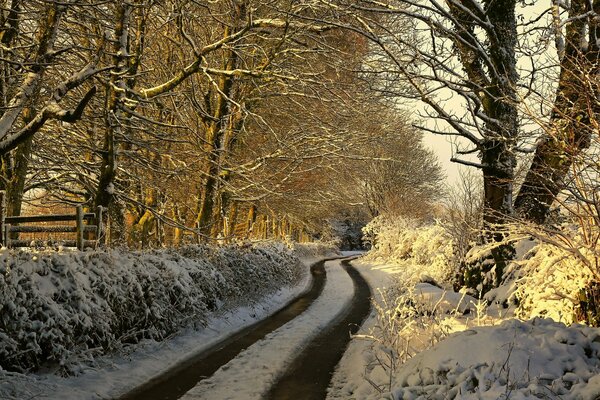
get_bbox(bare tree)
[309,1,520,232]
[515,0,600,224]
[0,1,103,218]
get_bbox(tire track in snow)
[121,258,337,400]
[266,259,372,400]
[179,259,356,400]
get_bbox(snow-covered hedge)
[512,242,593,324]
[0,243,304,373]
[363,216,456,287]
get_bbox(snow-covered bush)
[454,220,600,326]
[0,243,303,373]
[513,242,594,324]
[391,319,600,399]
[363,216,456,287]
[358,282,481,394]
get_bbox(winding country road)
[120,257,371,400]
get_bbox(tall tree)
[325,0,519,233]
[0,1,101,216]
[515,0,600,224]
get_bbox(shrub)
[0,243,303,373]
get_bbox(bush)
[514,241,596,325]
[363,216,456,287]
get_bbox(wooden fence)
[0,192,103,250]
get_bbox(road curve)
[266,258,372,400]
[120,258,338,400]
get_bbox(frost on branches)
[362,216,456,287]
[514,241,595,324]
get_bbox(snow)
[182,259,354,400]
[393,319,600,399]
[4,286,310,400]
[514,240,597,324]
[327,259,395,400]
[329,220,600,400]
[4,217,600,400]
[412,283,477,314]
[0,242,338,399]
[362,216,456,288]
[326,259,600,400]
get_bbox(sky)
[423,132,462,187]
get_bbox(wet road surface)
[266,258,372,400]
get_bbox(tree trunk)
[130,187,157,248]
[2,106,34,220]
[514,0,597,224]
[480,0,518,232]
[93,3,131,243]
[448,0,518,231]
[5,137,31,216]
[245,204,256,238]
[223,200,238,241]
[194,21,241,240]
[172,204,187,246]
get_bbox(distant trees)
[352,111,443,220]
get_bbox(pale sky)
[423,132,462,186]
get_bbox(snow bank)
[0,243,304,374]
[412,283,476,315]
[353,221,600,400]
[392,318,600,399]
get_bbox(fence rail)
[4,213,95,223]
[0,191,103,250]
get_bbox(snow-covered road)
[267,259,372,400]
[6,254,387,400]
[123,258,333,400]
[179,258,355,399]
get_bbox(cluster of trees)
[5,0,593,254]
[321,1,600,281]
[0,0,443,247]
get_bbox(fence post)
[0,191,4,247]
[76,205,84,250]
[3,223,10,249]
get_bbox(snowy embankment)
[329,218,600,400]
[0,242,337,400]
[329,266,600,400]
